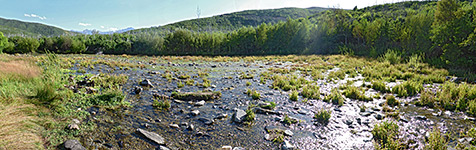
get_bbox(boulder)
[233,109,247,123]
[136,128,165,145]
[63,139,86,150]
[282,140,295,150]
[140,79,154,87]
[191,110,200,116]
[134,86,143,94]
[194,100,205,106]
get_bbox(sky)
[0,0,414,31]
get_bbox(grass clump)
[424,128,447,150]
[301,85,320,99]
[246,81,251,86]
[415,89,435,108]
[372,121,402,149]
[467,100,476,117]
[343,85,372,102]
[372,80,389,93]
[381,50,401,65]
[177,81,184,88]
[33,83,59,105]
[283,114,298,125]
[314,109,331,125]
[185,79,195,86]
[391,81,422,97]
[153,99,171,110]
[289,90,299,101]
[385,95,399,107]
[240,72,254,79]
[177,74,190,79]
[87,89,129,108]
[325,89,344,106]
[246,89,261,100]
[243,108,255,125]
[171,91,222,100]
[260,101,276,110]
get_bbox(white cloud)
[24,13,46,20]
[109,27,118,31]
[100,26,105,29]
[79,22,92,26]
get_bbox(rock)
[265,134,271,140]
[211,65,217,68]
[199,118,214,125]
[298,109,309,115]
[180,122,188,127]
[134,86,143,94]
[195,100,205,106]
[284,130,294,136]
[221,146,232,150]
[233,147,245,150]
[84,87,98,94]
[188,124,195,131]
[233,109,247,123]
[169,124,179,128]
[416,115,427,120]
[63,139,86,150]
[158,145,171,150]
[136,128,165,145]
[191,110,200,116]
[72,119,80,125]
[215,113,228,120]
[359,111,373,117]
[374,113,384,120]
[265,126,287,133]
[104,143,113,148]
[282,140,295,150]
[153,93,170,99]
[67,124,80,130]
[140,79,154,87]
[344,119,353,125]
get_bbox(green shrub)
[467,100,476,117]
[372,80,389,93]
[424,128,447,150]
[34,83,58,104]
[289,91,298,101]
[247,89,260,100]
[314,109,331,125]
[372,121,401,149]
[416,89,435,108]
[244,108,255,124]
[381,50,401,64]
[385,95,399,107]
[392,81,422,97]
[153,99,171,110]
[325,89,344,106]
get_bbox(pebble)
[169,124,180,128]
[191,110,200,116]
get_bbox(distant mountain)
[0,17,71,37]
[128,7,328,34]
[72,27,135,35]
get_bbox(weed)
[153,99,171,110]
[301,85,320,99]
[381,50,401,64]
[425,128,447,150]
[177,81,184,88]
[372,80,389,93]
[34,83,59,105]
[385,95,399,107]
[416,89,435,108]
[289,91,299,101]
[87,89,129,108]
[372,121,401,149]
[272,135,285,143]
[260,101,276,110]
[283,114,298,125]
[185,79,195,86]
[467,100,476,117]
[314,109,331,125]
[325,89,344,106]
[177,74,190,79]
[343,85,372,102]
[251,90,261,100]
[392,81,422,97]
[244,108,255,124]
[240,72,253,79]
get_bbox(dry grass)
[0,60,41,79]
[0,103,44,149]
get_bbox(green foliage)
[87,89,128,108]
[251,90,261,100]
[343,85,372,102]
[261,101,276,110]
[325,89,344,106]
[0,32,9,53]
[424,128,447,150]
[301,84,320,99]
[381,50,401,65]
[314,109,331,125]
[289,90,299,101]
[467,100,476,117]
[385,95,399,107]
[34,83,59,105]
[0,17,69,36]
[244,108,255,124]
[153,99,171,110]
[177,81,184,88]
[372,80,389,93]
[283,114,298,125]
[416,89,436,108]
[392,81,422,97]
[372,121,401,149]
[246,81,251,86]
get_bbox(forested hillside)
[0,17,70,37]
[128,7,327,34]
[1,0,476,76]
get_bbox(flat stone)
[199,118,214,125]
[136,128,165,145]
[298,109,309,115]
[284,130,293,136]
[264,134,271,140]
[169,124,179,128]
[158,145,170,150]
[233,147,245,150]
[195,100,205,106]
[140,79,154,87]
[416,115,427,120]
[72,119,80,124]
[191,110,200,116]
[221,146,232,150]
[344,119,353,125]
[233,109,247,123]
[63,139,86,150]
[253,107,279,115]
[359,111,373,117]
[214,114,228,120]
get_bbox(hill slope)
[0,17,70,37]
[128,7,328,34]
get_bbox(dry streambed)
[64,55,476,149]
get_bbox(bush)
[372,80,389,93]
[325,89,344,106]
[314,109,331,125]
[392,81,422,97]
[302,85,320,99]
[416,89,435,108]
[381,50,401,64]
[385,95,399,107]
[372,121,401,149]
[289,91,298,101]
[467,100,476,117]
[343,85,372,101]
[424,128,447,150]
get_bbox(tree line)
[0,0,475,73]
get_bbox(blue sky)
[0,0,413,31]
